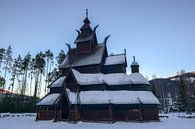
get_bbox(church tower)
[75,9,98,55]
[131,56,139,73]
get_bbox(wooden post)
[59,107,62,120]
[68,105,71,121]
[53,105,58,122]
[139,104,143,121]
[109,104,113,121]
[54,109,56,122]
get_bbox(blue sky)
[0,0,195,79]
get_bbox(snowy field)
[0,113,195,129]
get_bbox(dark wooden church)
[36,11,160,122]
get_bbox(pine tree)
[56,50,66,66]
[47,68,59,84]
[10,55,23,93]
[0,76,5,91]
[0,48,6,74]
[178,70,189,112]
[3,45,13,89]
[29,57,35,96]
[44,50,53,94]
[33,52,45,99]
[21,52,31,96]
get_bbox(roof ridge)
[108,53,125,57]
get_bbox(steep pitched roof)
[104,54,126,66]
[48,76,66,88]
[75,16,94,43]
[59,43,105,68]
[36,93,61,106]
[75,33,94,43]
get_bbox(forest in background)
[0,45,65,112]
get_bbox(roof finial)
[86,8,88,18]
[133,56,135,61]
[104,35,111,44]
[65,43,71,51]
[124,49,126,55]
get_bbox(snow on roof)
[129,73,149,85]
[59,43,105,68]
[80,91,110,104]
[66,89,77,104]
[104,73,133,85]
[37,93,61,106]
[135,91,160,104]
[108,91,139,104]
[72,69,149,85]
[72,69,104,85]
[104,54,126,66]
[66,90,160,105]
[131,61,139,66]
[49,76,66,88]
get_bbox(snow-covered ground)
[0,113,195,129]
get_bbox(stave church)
[36,10,160,122]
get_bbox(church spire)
[86,8,88,18]
[81,9,91,29]
[75,9,95,44]
[75,9,98,51]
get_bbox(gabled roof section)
[59,43,105,68]
[75,33,94,43]
[129,73,149,85]
[72,69,104,85]
[48,76,66,88]
[71,69,149,85]
[36,93,61,106]
[104,54,126,66]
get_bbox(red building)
[36,11,160,121]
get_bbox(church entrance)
[61,96,69,120]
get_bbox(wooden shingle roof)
[59,43,105,68]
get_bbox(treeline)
[0,45,66,112]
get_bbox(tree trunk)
[34,71,39,99]
[23,70,28,95]
[45,59,49,95]
[3,62,8,89]
[0,62,2,73]
[30,72,33,96]
[11,75,15,94]
[39,72,43,97]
